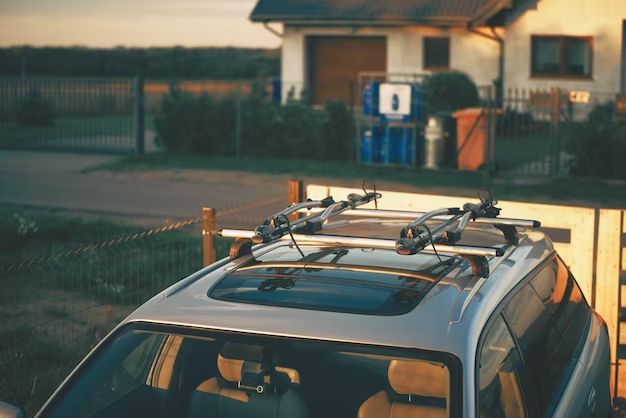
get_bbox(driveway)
[0,150,287,227]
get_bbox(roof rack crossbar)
[297,208,541,229]
[222,188,540,278]
[219,229,507,258]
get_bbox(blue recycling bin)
[360,128,381,163]
[381,127,401,164]
[396,128,414,165]
[362,81,380,116]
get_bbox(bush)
[566,102,626,179]
[155,89,229,154]
[16,90,55,126]
[324,100,355,161]
[496,108,535,136]
[155,88,356,161]
[423,71,479,114]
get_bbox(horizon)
[0,0,281,49]
[0,45,280,50]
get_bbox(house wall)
[281,25,501,102]
[504,0,626,97]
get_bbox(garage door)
[307,36,387,106]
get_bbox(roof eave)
[249,15,472,27]
[468,0,513,26]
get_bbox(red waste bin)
[452,108,499,170]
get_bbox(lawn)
[0,207,231,416]
[495,131,554,172]
[94,154,626,208]
[0,115,139,151]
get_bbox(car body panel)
[551,310,611,418]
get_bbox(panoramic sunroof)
[208,246,462,316]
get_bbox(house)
[250,0,626,105]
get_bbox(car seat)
[187,350,309,418]
[358,359,449,418]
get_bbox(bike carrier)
[218,189,541,278]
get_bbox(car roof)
[123,223,554,360]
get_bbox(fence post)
[550,87,562,177]
[484,86,497,175]
[595,209,622,399]
[134,76,145,155]
[202,208,217,266]
[236,82,242,159]
[288,179,304,221]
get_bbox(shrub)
[566,102,626,179]
[323,100,355,161]
[155,88,356,161]
[16,90,55,126]
[496,108,535,136]
[423,71,479,114]
[155,89,229,154]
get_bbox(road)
[0,150,287,227]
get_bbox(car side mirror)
[0,401,25,418]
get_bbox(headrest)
[218,354,245,383]
[388,359,449,398]
[216,354,301,385]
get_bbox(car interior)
[163,336,451,418]
[44,330,451,418]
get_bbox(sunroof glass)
[209,249,461,316]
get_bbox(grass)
[495,131,553,171]
[0,115,135,140]
[94,154,626,208]
[0,207,228,416]
[0,115,158,153]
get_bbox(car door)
[498,255,606,417]
[477,313,529,418]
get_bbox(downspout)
[467,24,504,103]
[263,22,283,39]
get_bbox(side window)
[504,258,590,416]
[530,257,589,358]
[479,314,526,418]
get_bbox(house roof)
[249,0,511,25]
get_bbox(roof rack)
[249,191,381,244]
[217,189,541,278]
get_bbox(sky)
[0,0,281,48]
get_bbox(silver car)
[3,191,611,418]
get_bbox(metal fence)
[0,77,270,155]
[0,190,286,416]
[0,78,140,153]
[0,221,203,415]
[482,87,620,177]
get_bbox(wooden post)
[202,207,217,266]
[595,209,622,399]
[288,179,304,221]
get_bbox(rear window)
[503,256,590,415]
[41,323,460,418]
[209,246,463,316]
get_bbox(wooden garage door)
[308,36,387,106]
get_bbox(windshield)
[40,323,458,418]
